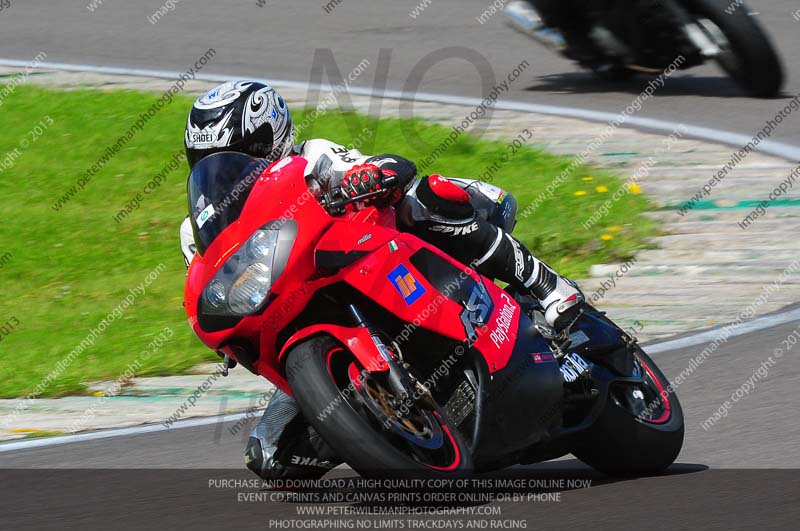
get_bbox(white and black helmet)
[184,80,294,169]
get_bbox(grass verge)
[0,85,656,398]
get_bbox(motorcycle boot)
[244,389,342,480]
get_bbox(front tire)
[285,335,473,478]
[571,349,684,475]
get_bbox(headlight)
[229,262,273,315]
[205,280,227,308]
[200,226,282,317]
[248,230,278,259]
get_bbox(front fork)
[347,304,435,410]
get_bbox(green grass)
[0,86,656,398]
[20,430,66,439]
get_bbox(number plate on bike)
[568,330,590,348]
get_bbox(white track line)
[0,59,798,453]
[0,412,253,452]
[646,306,800,353]
[1,58,799,161]
[1,306,797,453]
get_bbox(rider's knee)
[407,176,518,234]
[447,178,518,233]
[484,188,517,233]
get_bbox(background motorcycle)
[506,0,784,98]
[184,152,684,477]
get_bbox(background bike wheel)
[690,0,783,97]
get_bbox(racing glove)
[340,163,390,202]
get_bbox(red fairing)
[314,219,396,257]
[184,155,329,386]
[276,324,390,395]
[473,289,521,373]
[183,153,520,394]
[337,235,470,343]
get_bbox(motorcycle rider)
[504,0,698,68]
[180,80,585,480]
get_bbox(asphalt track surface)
[1,305,799,470]
[2,312,799,530]
[1,1,799,528]
[0,0,799,145]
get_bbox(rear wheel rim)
[610,356,671,424]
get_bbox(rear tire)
[285,335,473,478]
[571,349,684,476]
[689,0,783,97]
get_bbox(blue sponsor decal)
[388,264,426,305]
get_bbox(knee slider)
[490,192,519,233]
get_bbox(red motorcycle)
[184,151,684,477]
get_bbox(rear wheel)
[689,0,783,97]
[285,335,473,478]
[571,349,684,475]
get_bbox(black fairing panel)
[568,310,632,375]
[473,313,563,460]
[409,248,480,305]
[410,247,563,459]
[315,250,370,272]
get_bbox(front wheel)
[571,349,684,475]
[690,0,783,97]
[285,335,473,478]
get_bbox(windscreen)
[187,152,270,255]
